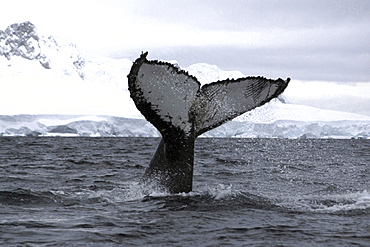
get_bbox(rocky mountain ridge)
[1,21,85,78]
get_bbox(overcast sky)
[2,0,369,82]
[2,0,370,115]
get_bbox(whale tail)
[128,52,289,193]
[128,52,289,138]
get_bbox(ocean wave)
[0,189,59,206]
[2,185,368,216]
[278,190,370,215]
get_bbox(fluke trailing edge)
[128,52,290,193]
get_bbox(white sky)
[1,0,370,115]
[2,0,369,82]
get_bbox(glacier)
[1,21,370,139]
[0,115,159,137]
[1,112,369,139]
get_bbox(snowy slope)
[235,99,370,123]
[186,63,244,85]
[0,22,139,117]
[1,22,84,79]
[1,22,370,138]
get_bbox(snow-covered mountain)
[0,21,137,117]
[1,21,370,139]
[1,21,85,79]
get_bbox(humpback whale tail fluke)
[128,52,289,193]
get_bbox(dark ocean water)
[0,137,369,246]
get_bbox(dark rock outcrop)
[0,22,45,65]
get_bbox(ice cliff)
[1,112,369,139]
[0,115,159,137]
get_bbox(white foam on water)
[206,184,236,200]
[100,182,239,203]
[279,190,370,213]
